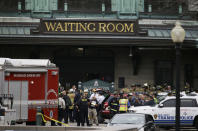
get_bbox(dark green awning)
[148,29,198,39]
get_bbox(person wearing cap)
[109,92,119,118]
[77,92,91,126]
[90,88,99,100]
[68,88,75,122]
[88,95,99,126]
[128,93,133,106]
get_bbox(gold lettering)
[79,23,87,32]
[87,23,96,32]
[125,23,134,32]
[68,23,76,32]
[75,23,79,32]
[64,22,68,32]
[55,22,64,31]
[99,23,106,32]
[116,23,124,32]
[107,23,115,32]
[45,22,56,31]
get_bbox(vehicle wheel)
[26,121,36,125]
[16,121,23,124]
[10,121,16,125]
[98,113,104,123]
[195,118,198,129]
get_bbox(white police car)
[128,95,198,129]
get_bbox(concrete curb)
[0,126,101,130]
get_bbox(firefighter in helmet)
[108,91,119,118]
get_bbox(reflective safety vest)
[119,99,128,112]
[68,93,75,109]
[110,103,118,112]
[154,97,158,104]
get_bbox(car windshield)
[157,95,167,103]
[111,114,145,124]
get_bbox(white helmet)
[84,89,89,93]
[69,88,74,93]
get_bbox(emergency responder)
[90,88,98,100]
[184,82,190,93]
[119,94,130,113]
[71,85,77,93]
[109,92,119,118]
[74,89,81,126]
[68,88,75,122]
[88,96,99,126]
[77,90,90,126]
[58,93,65,126]
[128,93,133,105]
[152,94,158,104]
[144,96,155,106]
[62,90,72,124]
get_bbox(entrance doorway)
[155,61,173,87]
[53,47,114,88]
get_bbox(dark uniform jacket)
[77,97,89,110]
[109,97,119,112]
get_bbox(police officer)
[77,90,90,126]
[109,92,119,118]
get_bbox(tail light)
[103,102,108,109]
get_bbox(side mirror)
[144,121,154,127]
[138,121,154,130]
[158,103,164,108]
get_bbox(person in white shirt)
[58,94,65,126]
[96,91,105,114]
[89,88,99,100]
[97,91,105,105]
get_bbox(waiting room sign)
[40,19,138,35]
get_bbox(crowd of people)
[58,85,105,126]
[57,83,192,126]
[108,83,194,118]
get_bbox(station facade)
[0,0,198,90]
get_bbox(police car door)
[180,98,195,126]
[154,99,175,126]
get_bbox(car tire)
[195,118,198,129]
[26,121,36,125]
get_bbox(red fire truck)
[0,58,59,125]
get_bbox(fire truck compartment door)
[4,81,28,120]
